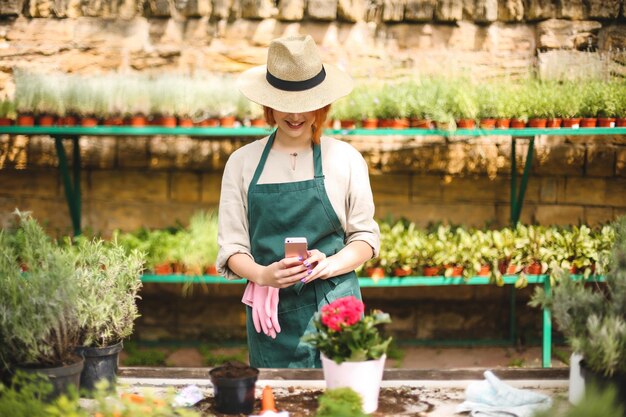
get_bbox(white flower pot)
[569,352,585,405]
[321,353,386,414]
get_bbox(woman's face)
[272,109,316,142]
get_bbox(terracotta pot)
[196,118,220,127]
[178,117,194,127]
[495,118,511,129]
[569,263,596,275]
[0,117,13,126]
[340,119,356,129]
[528,118,547,128]
[580,117,597,128]
[410,118,434,129]
[616,117,626,127]
[479,118,496,129]
[219,115,236,127]
[524,262,542,275]
[80,117,98,127]
[379,119,393,128]
[546,118,562,128]
[59,115,78,126]
[597,117,616,128]
[153,262,173,275]
[562,117,581,128]
[129,115,146,127]
[205,264,218,275]
[510,118,526,128]
[393,267,412,277]
[160,115,177,127]
[498,261,518,275]
[456,119,476,129]
[445,265,464,277]
[391,118,409,129]
[17,114,35,126]
[38,114,56,126]
[477,265,491,276]
[361,118,378,129]
[103,116,124,126]
[365,267,385,279]
[422,266,441,277]
[250,118,267,127]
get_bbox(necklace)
[290,152,297,171]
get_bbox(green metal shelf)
[2,125,626,137]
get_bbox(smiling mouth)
[286,121,304,128]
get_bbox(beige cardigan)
[217,135,380,280]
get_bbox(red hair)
[263,105,331,144]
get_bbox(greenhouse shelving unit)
[1,125,617,368]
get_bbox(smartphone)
[284,237,308,260]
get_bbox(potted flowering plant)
[302,296,391,413]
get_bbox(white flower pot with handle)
[321,353,386,414]
[569,352,585,404]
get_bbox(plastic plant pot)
[209,362,259,415]
[76,341,123,393]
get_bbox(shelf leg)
[54,135,81,236]
[542,276,552,368]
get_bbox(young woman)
[217,35,380,368]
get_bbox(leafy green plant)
[0,211,81,371]
[533,384,624,417]
[579,81,604,118]
[68,237,144,347]
[0,98,15,119]
[444,78,478,120]
[13,69,40,115]
[315,387,368,417]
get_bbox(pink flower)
[320,296,365,331]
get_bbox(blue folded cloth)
[456,370,553,417]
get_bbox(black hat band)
[266,66,326,92]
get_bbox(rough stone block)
[118,137,150,168]
[240,0,277,19]
[533,143,585,176]
[495,202,536,226]
[605,180,626,207]
[585,207,615,226]
[0,0,24,15]
[200,172,223,204]
[336,0,365,21]
[0,135,29,170]
[0,169,60,198]
[306,0,337,20]
[212,0,233,19]
[440,176,496,202]
[497,0,523,21]
[435,0,462,21]
[409,175,443,202]
[562,177,607,205]
[617,147,626,177]
[145,0,171,16]
[524,0,556,21]
[586,144,616,177]
[534,205,584,226]
[171,172,201,203]
[404,0,435,21]
[74,18,149,53]
[599,25,626,51]
[538,177,563,203]
[149,136,199,169]
[79,137,116,169]
[382,0,405,22]
[537,19,602,50]
[370,173,411,204]
[378,202,496,227]
[558,0,584,20]
[177,0,211,17]
[18,197,73,234]
[88,171,168,202]
[277,0,304,20]
[588,0,619,19]
[465,0,497,23]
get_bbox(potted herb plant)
[69,236,144,393]
[530,216,626,408]
[302,296,392,413]
[0,211,83,397]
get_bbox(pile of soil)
[195,386,434,417]
[209,361,259,379]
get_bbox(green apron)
[246,130,361,368]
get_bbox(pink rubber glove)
[241,282,281,338]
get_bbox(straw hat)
[237,35,353,113]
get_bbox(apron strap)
[249,130,277,192]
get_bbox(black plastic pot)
[18,356,84,399]
[580,361,626,415]
[209,363,259,415]
[76,341,123,393]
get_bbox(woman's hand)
[259,256,311,288]
[300,249,334,283]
